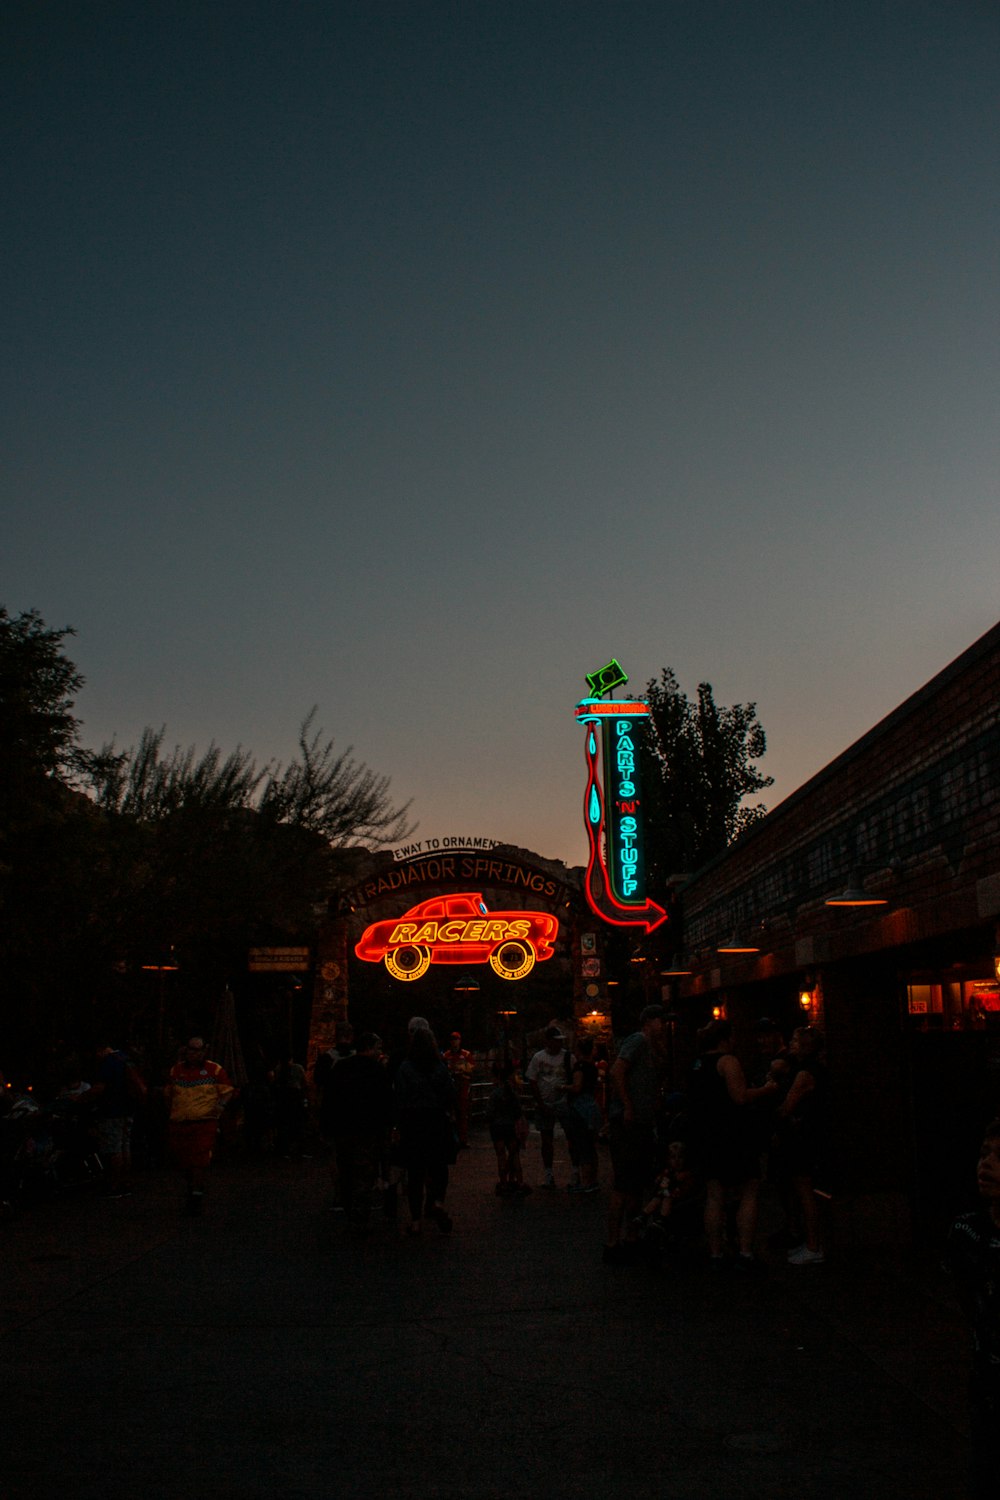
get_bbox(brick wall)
[680,619,1000,974]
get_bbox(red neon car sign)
[355,892,559,982]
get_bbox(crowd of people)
[4,1009,999,1494]
[3,994,995,1500]
[296,1003,838,1273]
[0,1006,909,1264]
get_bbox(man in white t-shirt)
[525,1026,574,1189]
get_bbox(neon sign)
[586,659,629,697]
[605,716,647,902]
[574,667,667,935]
[355,893,559,982]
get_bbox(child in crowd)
[635,1139,695,1234]
[946,1119,1000,1500]
[486,1062,531,1197]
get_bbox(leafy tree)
[0,608,115,1075]
[84,715,415,1026]
[0,607,96,821]
[89,709,413,848]
[639,668,773,886]
[0,604,415,1076]
[259,708,414,846]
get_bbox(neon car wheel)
[385,945,431,981]
[489,940,535,981]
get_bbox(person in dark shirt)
[947,1119,1000,1500]
[91,1041,142,1198]
[323,1032,394,1232]
[774,1025,829,1265]
[313,1022,356,1209]
[485,1061,529,1196]
[564,1035,602,1194]
[394,1025,457,1236]
[603,1005,668,1263]
[686,1019,777,1272]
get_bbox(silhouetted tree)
[0,605,415,1075]
[89,708,413,848]
[0,607,108,819]
[0,608,119,1075]
[639,669,773,888]
[84,715,415,1036]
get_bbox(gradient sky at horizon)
[5,1,998,867]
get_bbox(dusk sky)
[5,1,998,867]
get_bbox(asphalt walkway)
[1,1129,975,1500]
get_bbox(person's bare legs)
[704,1178,727,1257]
[735,1178,761,1256]
[792,1174,821,1251]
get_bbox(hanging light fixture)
[717,930,760,954]
[660,953,692,976]
[825,872,888,908]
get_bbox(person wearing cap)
[442,1031,474,1148]
[525,1025,575,1189]
[603,1005,668,1263]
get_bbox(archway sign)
[574,659,668,935]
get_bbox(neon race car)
[354,892,559,982]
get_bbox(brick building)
[671,619,1000,1246]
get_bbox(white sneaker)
[787,1245,825,1265]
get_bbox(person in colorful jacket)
[165,1036,235,1213]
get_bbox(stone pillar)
[307,917,350,1072]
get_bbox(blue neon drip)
[588,786,601,824]
[588,731,597,755]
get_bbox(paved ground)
[1,1129,975,1500]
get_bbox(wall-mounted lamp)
[799,987,815,1011]
[712,1004,726,1020]
[824,871,888,908]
